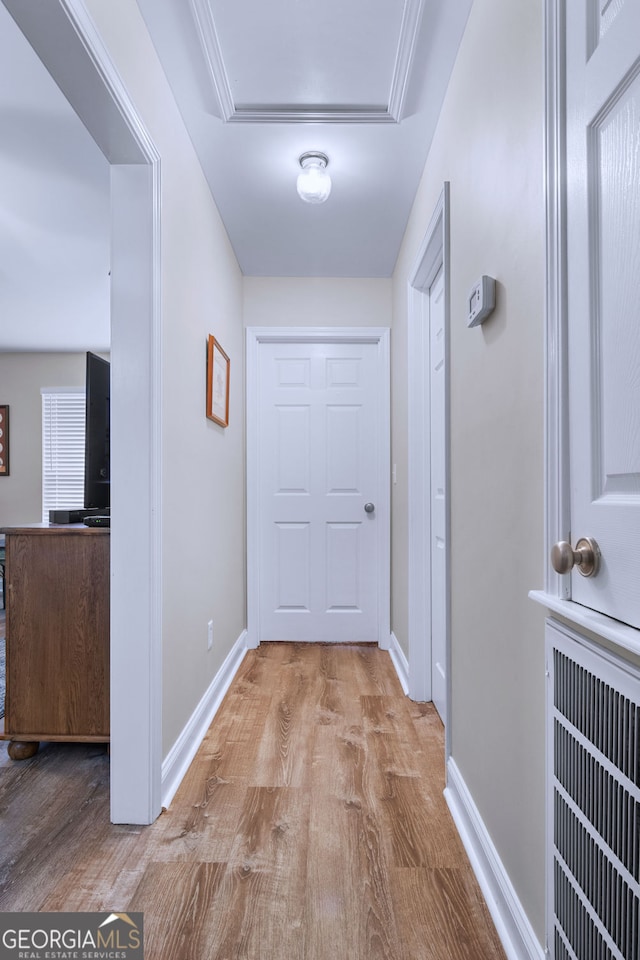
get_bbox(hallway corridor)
[0,643,505,959]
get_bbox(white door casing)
[247,328,390,648]
[565,0,640,630]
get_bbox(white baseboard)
[161,629,249,809]
[388,631,409,695]
[444,758,545,960]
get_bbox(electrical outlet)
[207,619,214,651]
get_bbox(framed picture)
[206,335,230,427]
[0,405,8,476]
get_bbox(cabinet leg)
[8,740,39,761]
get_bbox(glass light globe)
[296,152,331,204]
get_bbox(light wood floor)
[0,642,505,960]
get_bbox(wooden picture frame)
[0,405,9,476]
[206,335,230,427]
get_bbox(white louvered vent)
[547,623,640,960]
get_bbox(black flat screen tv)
[84,352,110,511]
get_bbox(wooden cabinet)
[0,525,109,759]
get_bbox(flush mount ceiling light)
[296,151,331,204]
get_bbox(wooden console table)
[0,524,109,760]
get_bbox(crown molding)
[188,0,234,121]
[388,0,425,121]
[189,0,425,124]
[227,106,396,124]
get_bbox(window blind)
[41,388,85,522]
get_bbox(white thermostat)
[467,275,496,327]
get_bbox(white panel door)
[429,269,447,720]
[258,341,380,642]
[566,1,640,628]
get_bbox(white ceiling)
[0,0,471,350]
[137,0,472,276]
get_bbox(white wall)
[83,0,245,759]
[392,0,546,939]
[0,353,87,525]
[243,277,392,328]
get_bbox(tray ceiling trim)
[188,0,424,124]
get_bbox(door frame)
[246,326,391,650]
[3,0,163,823]
[532,0,640,655]
[407,184,451,745]
[541,0,570,601]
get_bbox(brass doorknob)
[551,537,601,578]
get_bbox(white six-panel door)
[247,329,390,646]
[429,268,447,720]
[566,0,640,629]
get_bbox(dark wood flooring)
[0,607,5,719]
[0,642,505,960]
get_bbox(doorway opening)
[3,0,162,823]
[246,327,391,650]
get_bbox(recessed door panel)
[275,522,310,611]
[326,405,361,494]
[276,405,310,494]
[276,358,310,388]
[593,74,640,496]
[326,522,361,611]
[588,0,626,54]
[326,358,361,388]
